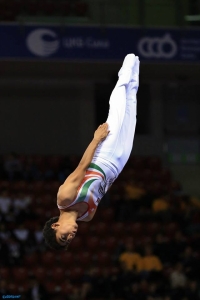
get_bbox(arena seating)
[0,153,200,299]
[0,0,89,22]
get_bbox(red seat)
[0,180,10,190]
[145,222,159,236]
[86,236,101,251]
[91,266,103,278]
[47,155,62,172]
[11,180,28,192]
[111,222,124,237]
[48,207,60,218]
[7,283,19,294]
[169,180,182,192]
[163,266,173,279]
[59,1,71,16]
[26,0,39,15]
[73,1,88,17]
[94,222,108,236]
[70,267,84,282]
[77,251,91,266]
[128,222,144,236]
[24,220,38,231]
[146,156,162,171]
[43,181,60,193]
[192,211,200,224]
[147,181,165,195]
[60,281,76,295]
[40,251,57,267]
[50,267,66,283]
[32,267,47,283]
[31,155,46,174]
[34,207,45,221]
[12,267,29,283]
[159,169,172,185]
[100,208,114,221]
[24,253,39,266]
[45,281,61,294]
[164,222,179,237]
[130,156,146,170]
[18,282,29,293]
[95,251,111,266]
[78,222,89,235]
[0,1,6,12]
[27,181,44,196]
[140,235,153,246]
[0,267,10,280]
[0,0,21,19]
[110,266,120,276]
[70,236,82,251]
[140,169,153,185]
[36,193,54,208]
[58,252,74,266]
[18,154,27,164]
[103,237,118,252]
[40,0,57,15]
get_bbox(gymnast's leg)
[93,54,137,165]
[93,54,140,174]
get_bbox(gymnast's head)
[43,216,78,251]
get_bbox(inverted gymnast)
[43,54,140,250]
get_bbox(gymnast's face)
[51,221,78,246]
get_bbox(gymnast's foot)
[118,54,137,86]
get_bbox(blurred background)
[0,0,200,299]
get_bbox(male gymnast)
[43,53,140,250]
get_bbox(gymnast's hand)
[94,123,109,142]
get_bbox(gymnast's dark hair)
[43,216,68,251]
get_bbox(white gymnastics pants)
[92,54,140,176]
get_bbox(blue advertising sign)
[0,24,200,61]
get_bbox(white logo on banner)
[26,29,59,57]
[138,33,177,59]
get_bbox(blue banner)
[0,24,200,62]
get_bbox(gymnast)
[43,54,140,250]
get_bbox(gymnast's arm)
[57,123,109,202]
